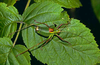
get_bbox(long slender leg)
[34,20,50,28]
[16,39,46,56]
[56,34,71,44]
[41,37,52,50]
[8,23,37,36]
[57,22,70,29]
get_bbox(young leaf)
[91,0,100,22]
[0,37,31,65]
[22,18,100,65]
[34,0,82,8]
[0,3,22,38]
[0,0,17,6]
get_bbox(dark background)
[14,0,100,65]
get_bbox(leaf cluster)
[0,0,100,65]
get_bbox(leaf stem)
[24,0,31,11]
[13,0,31,47]
[13,23,22,47]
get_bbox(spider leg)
[34,20,50,28]
[8,23,37,36]
[41,37,52,50]
[56,34,71,44]
[16,39,47,56]
[57,22,70,29]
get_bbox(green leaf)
[91,0,100,22]
[0,3,22,38]
[22,1,65,23]
[0,37,31,65]
[34,0,82,8]
[22,2,100,65]
[22,1,69,48]
[96,63,100,65]
[22,18,100,64]
[0,0,17,6]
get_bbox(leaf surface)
[34,0,82,8]
[22,1,100,65]
[91,0,100,22]
[22,1,69,49]
[0,37,31,65]
[0,3,22,38]
[22,1,65,23]
[0,0,17,6]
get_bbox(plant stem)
[24,0,31,11]
[13,0,31,47]
[13,23,22,47]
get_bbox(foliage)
[0,37,30,65]
[91,0,100,22]
[34,0,82,8]
[0,0,17,6]
[0,0,100,65]
[0,3,22,38]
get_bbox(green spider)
[17,20,71,56]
